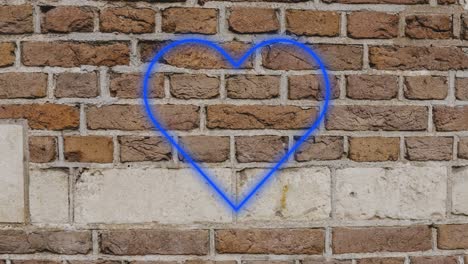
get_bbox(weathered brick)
[262,44,363,71]
[286,10,339,37]
[119,136,172,162]
[162,8,217,34]
[410,256,458,264]
[0,104,79,130]
[179,136,230,163]
[29,137,57,163]
[0,230,92,254]
[207,105,317,130]
[68,261,121,264]
[55,72,99,98]
[356,258,405,264]
[64,136,113,163]
[41,6,94,33]
[332,226,432,253]
[236,136,287,163]
[438,0,456,4]
[100,230,209,255]
[433,106,468,131]
[405,15,452,39]
[346,75,398,100]
[0,43,15,67]
[404,76,448,100]
[170,74,219,99]
[187,261,236,264]
[215,229,325,254]
[456,78,468,100]
[243,262,293,264]
[0,73,47,99]
[323,0,427,3]
[295,136,344,161]
[438,224,468,249]
[405,137,453,161]
[288,75,339,100]
[349,137,399,162]
[302,259,350,264]
[369,46,468,70]
[459,138,468,159]
[87,105,199,131]
[139,41,169,62]
[110,73,164,99]
[226,75,279,99]
[0,5,33,34]
[229,8,279,34]
[347,12,398,39]
[131,262,177,264]
[22,42,130,67]
[452,167,468,215]
[13,261,61,264]
[100,7,155,34]
[326,105,428,131]
[463,15,468,40]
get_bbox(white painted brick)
[335,165,447,220]
[452,166,468,215]
[237,167,331,221]
[0,124,25,223]
[29,169,69,223]
[74,167,233,224]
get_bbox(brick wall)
[0,0,468,263]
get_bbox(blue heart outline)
[142,37,331,212]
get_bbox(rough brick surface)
[229,8,279,34]
[405,137,453,161]
[0,5,33,34]
[288,75,339,100]
[323,0,427,3]
[410,257,458,264]
[357,258,405,264]
[286,10,340,37]
[226,75,279,99]
[348,137,400,162]
[0,73,47,99]
[433,106,468,131]
[404,76,448,100]
[41,6,94,33]
[110,73,164,99]
[29,137,57,163]
[162,8,217,34]
[179,136,230,162]
[346,75,398,100]
[295,136,344,161]
[455,78,468,100]
[405,15,452,39]
[100,7,155,34]
[0,43,16,67]
[347,12,398,39]
[119,136,172,162]
[170,74,220,99]
[64,136,114,163]
[55,72,99,98]
[438,225,468,249]
[459,138,468,159]
[452,167,468,215]
[236,136,287,162]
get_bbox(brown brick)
[139,41,168,63]
[29,137,57,163]
[186,261,236,264]
[110,73,164,99]
[347,12,398,39]
[169,74,219,99]
[215,229,324,254]
[456,78,468,100]
[302,260,351,264]
[236,136,287,163]
[463,15,468,40]
[438,224,468,249]
[433,106,468,131]
[226,75,279,99]
[119,136,172,162]
[243,262,293,264]
[295,136,344,161]
[131,262,177,264]
[286,10,339,37]
[41,6,94,33]
[55,72,99,98]
[262,44,363,71]
[0,73,47,99]
[68,261,121,264]
[0,5,33,34]
[13,261,61,264]
[438,0,456,4]
[356,258,405,264]
[229,8,279,34]
[22,42,130,67]
[410,256,458,264]
[64,136,114,163]
[207,105,317,130]
[405,15,452,39]
[0,43,15,67]
[332,226,432,253]
[346,75,398,100]
[459,138,468,159]
[87,105,199,131]
[349,137,399,162]
[326,105,428,131]
[405,137,453,161]
[179,136,230,163]
[404,76,448,100]
[100,230,209,255]
[323,0,427,3]
[100,7,155,34]
[162,8,217,34]
[369,46,468,70]
[0,230,91,254]
[288,75,339,100]
[0,104,79,130]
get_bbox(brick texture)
[405,15,452,39]
[229,8,279,34]
[0,43,15,67]
[0,73,47,99]
[404,76,448,100]
[162,8,217,34]
[405,137,453,161]
[437,225,468,249]
[41,6,94,33]
[0,5,33,34]
[100,7,155,34]
[55,72,99,98]
[347,12,399,39]
[349,137,400,162]
[119,136,172,162]
[29,137,57,163]
[235,136,287,162]
[286,10,340,37]
[346,75,398,100]
[64,136,114,163]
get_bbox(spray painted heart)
[142,38,331,212]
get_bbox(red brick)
[405,137,453,161]
[405,15,452,39]
[438,224,468,249]
[288,75,339,100]
[346,75,398,100]
[179,136,230,163]
[22,42,130,67]
[170,74,219,99]
[110,73,164,99]
[332,226,432,253]
[207,104,317,130]
[0,73,47,99]
[347,12,398,39]
[41,6,94,33]
[404,76,448,100]
[286,10,340,37]
[29,137,57,163]
[235,136,287,162]
[64,136,114,163]
[55,72,99,98]
[326,105,428,131]
[323,0,427,3]
[459,137,468,159]
[100,7,155,34]
[119,136,172,162]
[0,43,15,67]
[0,5,33,34]
[229,8,279,34]
[356,258,405,264]
[295,136,344,161]
[162,8,217,34]
[226,75,279,99]
[456,78,468,100]
[100,230,209,255]
[433,106,468,131]
[215,229,325,254]
[349,137,400,162]
[410,256,458,264]
[0,104,79,130]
